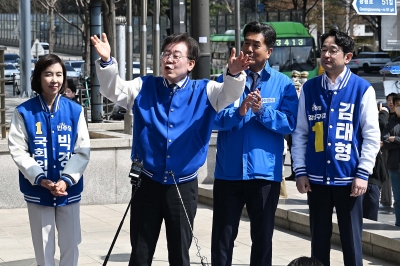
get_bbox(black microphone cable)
[169,171,209,266]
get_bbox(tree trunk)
[84,23,91,77]
[103,0,116,58]
[49,7,55,53]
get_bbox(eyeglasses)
[320,48,343,57]
[161,52,190,63]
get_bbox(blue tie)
[250,72,259,92]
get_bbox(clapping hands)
[239,90,262,116]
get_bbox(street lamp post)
[322,0,325,34]
[235,0,241,56]
[255,0,258,21]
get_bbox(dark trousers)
[380,149,392,206]
[363,183,380,221]
[211,178,281,266]
[129,175,198,266]
[308,184,364,266]
[284,134,295,178]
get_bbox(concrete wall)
[0,128,217,209]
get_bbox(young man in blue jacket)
[211,21,299,266]
[291,29,380,266]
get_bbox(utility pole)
[322,0,325,34]
[111,4,116,59]
[235,0,241,56]
[116,17,126,80]
[90,0,103,122]
[191,0,210,79]
[345,0,350,34]
[153,0,160,76]
[19,0,32,97]
[255,0,259,22]
[140,0,147,75]
[125,0,133,134]
[126,0,133,81]
[168,0,187,34]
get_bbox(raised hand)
[90,33,111,62]
[227,47,250,75]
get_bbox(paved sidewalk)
[0,181,397,266]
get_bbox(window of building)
[365,25,374,33]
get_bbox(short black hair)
[66,78,77,93]
[386,92,397,100]
[392,93,400,105]
[161,32,200,62]
[287,256,324,266]
[243,21,276,49]
[320,28,354,54]
[31,54,66,94]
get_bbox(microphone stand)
[103,172,142,265]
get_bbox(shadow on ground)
[0,258,59,266]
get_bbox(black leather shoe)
[285,174,296,181]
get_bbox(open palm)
[90,33,111,62]
[227,47,250,75]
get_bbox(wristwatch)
[226,68,240,77]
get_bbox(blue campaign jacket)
[296,69,374,185]
[17,95,84,206]
[213,62,298,182]
[132,76,217,184]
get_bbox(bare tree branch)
[38,0,58,53]
[53,4,84,35]
[222,0,233,13]
[305,0,319,17]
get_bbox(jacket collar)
[162,76,190,90]
[38,94,61,113]
[245,61,272,91]
[321,66,351,91]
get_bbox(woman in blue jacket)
[8,54,90,266]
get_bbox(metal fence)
[0,10,304,58]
